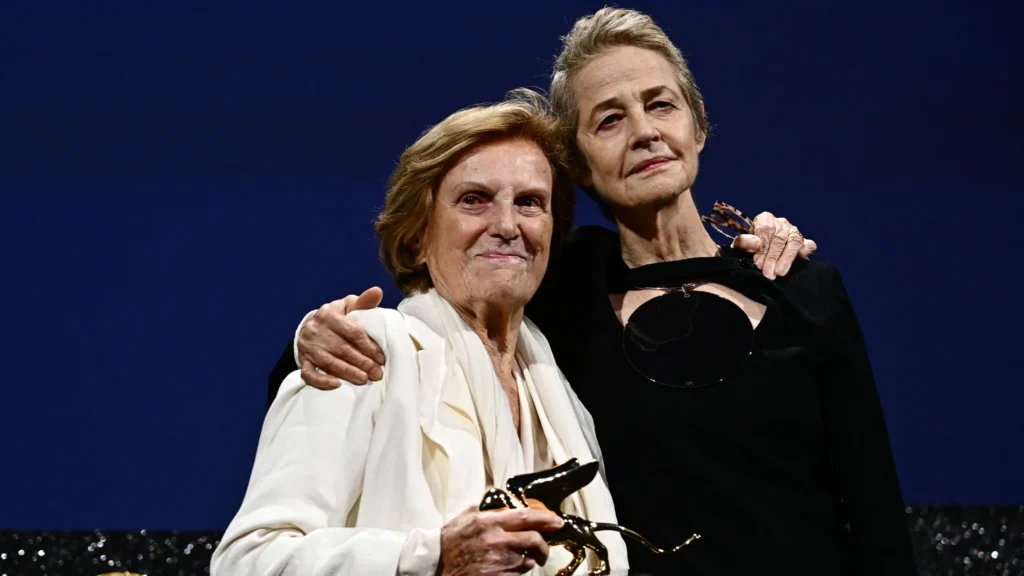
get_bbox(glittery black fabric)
[0,530,217,576]
[1,506,1021,575]
[907,506,1024,576]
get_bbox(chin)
[474,278,535,307]
[622,171,691,202]
[622,188,686,212]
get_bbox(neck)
[613,190,720,268]
[453,299,523,376]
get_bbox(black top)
[267,224,917,575]
[529,226,916,575]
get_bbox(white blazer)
[211,294,625,576]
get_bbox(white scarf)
[398,290,628,572]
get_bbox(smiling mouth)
[477,252,527,261]
[629,157,673,175]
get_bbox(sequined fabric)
[0,530,216,576]
[908,505,1024,575]
[0,506,1021,575]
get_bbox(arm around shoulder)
[266,310,317,409]
[216,309,441,576]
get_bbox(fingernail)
[354,371,368,383]
[370,367,384,381]
[376,353,386,365]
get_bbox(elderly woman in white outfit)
[211,91,627,576]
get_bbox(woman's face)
[422,137,554,312]
[573,45,705,215]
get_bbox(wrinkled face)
[573,45,705,215]
[422,137,554,312]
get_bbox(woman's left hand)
[731,212,818,280]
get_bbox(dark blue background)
[1,1,1020,530]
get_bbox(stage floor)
[1,505,1021,575]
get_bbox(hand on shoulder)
[297,287,387,390]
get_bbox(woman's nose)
[629,113,660,149]
[490,202,520,240]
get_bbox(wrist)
[292,309,317,368]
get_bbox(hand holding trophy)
[479,458,701,576]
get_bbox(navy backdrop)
[1,1,1021,530]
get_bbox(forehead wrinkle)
[448,150,551,194]
[575,47,681,109]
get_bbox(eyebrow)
[455,180,551,196]
[587,84,681,124]
[456,180,494,192]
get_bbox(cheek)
[592,142,621,179]
[424,213,465,265]
[579,136,616,178]
[439,214,486,249]
[672,118,701,153]
[432,217,494,276]
[524,218,553,257]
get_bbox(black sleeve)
[526,224,616,352]
[523,226,582,340]
[268,340,296,409]
[818,266,918,575]
[524,265,560,336]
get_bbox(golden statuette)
[479,458,701,576]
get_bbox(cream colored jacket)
[211,291,626,576]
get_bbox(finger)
[751,212,776,269]
[303,328,379,380]
[730,234,761,254]
[300,300,357,360]
[300,358,341,390]
[354,286,384,311]
[310,345,370,384]
[504,530,550,566]
[491,508,564,532]
[761,218,790,280]
[774,230,806,277]
[326,314,386,371]
[319,298,357,323]
[798,238,817,258]
[493,548,536,575]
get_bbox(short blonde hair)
[550,7,709,179]
[375,89,574,296]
